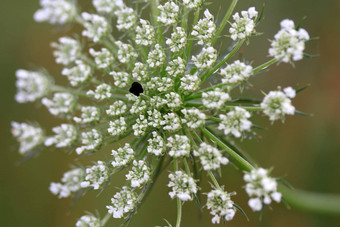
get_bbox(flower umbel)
[12,0,313,226]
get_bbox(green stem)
[211,0,239,45]
[201,40,245,83]
[183,158,191,175]
[279,186,340,215]
[200,127,253,171]
[185,9,200,61]
[176,198,182,227]
[253,58,277,74]
[208,171,222,190]
[101,213,111,226]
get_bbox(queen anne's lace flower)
[218,107,252,138]
[62,60,92,86]
[194,143,229,170]
[42,93,77,117]
[261,87,296,121]
[181,108,206,129]
[202,88,230,109]
[220,60,253,84]
[34,0,76,24]
[147,44,166,68]
[126,160,151,188]
[81,161,110,190]
[111,143,135,168]
[192,9,216,45]
[183,0,204,9]
[76,129,103,155]
[76,215,101,227]
[87,83,113,100]
[106,100,127,116]
[136,19,156,46]
[167,135,191,157]
[243,168,282,211]
[115,5,137,31]
[50,168,85,198]
[269,19,309,63]
[73,106,101,124]
[11,122,45,155]
[157,1,179,25]
[166,57,186,78]
[45,124,77,147]
[147,131,165,156]
[192,46,217,70]
[82,13,111,43]
[106,187,137,219]
[229,7,258,40]
[89,48,114,70]
[52,37,82,65]
[93,0,124,14]
[168,171,198,201]
[15,69,51,103]
[206,189,236,224]
[115,41,138,64]
[166,27,187,53]
[13,1,312,225]
[108,117,127,136]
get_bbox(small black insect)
[129,82,144,97]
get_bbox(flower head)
[76,215,102,227]
[229,7,258,40]
[106,187,137,219]
[206,189,236,224]
[50,168,85,198]
[81,161,110,190]
[34,0,76,24]
[218,107,252,138]
[168,171,198,201]
[269,19,309,63]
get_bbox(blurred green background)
[1,0,340,226]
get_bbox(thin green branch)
[211,0,239,45]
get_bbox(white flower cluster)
[108,117,127,136]
[15,69,51,103]
[82,12,110,43]
[229,7,258,40]
[206,189,236,224]
[218,107,252,138]
[220,60,253,84]
[244,168,282,211]
[62,60,92,86]
[81,161,110,190]
[115,5,137,31]
[115,41,138,64]
[34,0,76,24]
[87,83,113,100]
[93,0,123,14]
[89,48,114,70]
[261,87,296,121]
[132,62,149,81]
[74,106,101,124]
[166,57,186,78]
[147,131,165,156]
[42,93,77,117]
[45,124,77,147]
[168,171,198,201]
[76,215,102,227]
[192,46,217,70]
[136,19,155,46]
[50,168,85,198]
[202,88,230,109]
[183,0,204,9]
[76,129,103,155]
[106,186,137,219]
[166,27,187,53]
[11,122,44,155]
[110,71,130,88]
[180,74,201,94]
[192,9,216,45]
[181,108,206,129]
[52,37,82,65]
[106,100,127,116]
[194,143,229,170]
[126,160,151,188]
[269,19,310,63]
[111,143,135,168]
[167,135,191,157]
[147,44,166,68]
[157,2,179,25]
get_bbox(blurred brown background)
[1,0,339,226]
